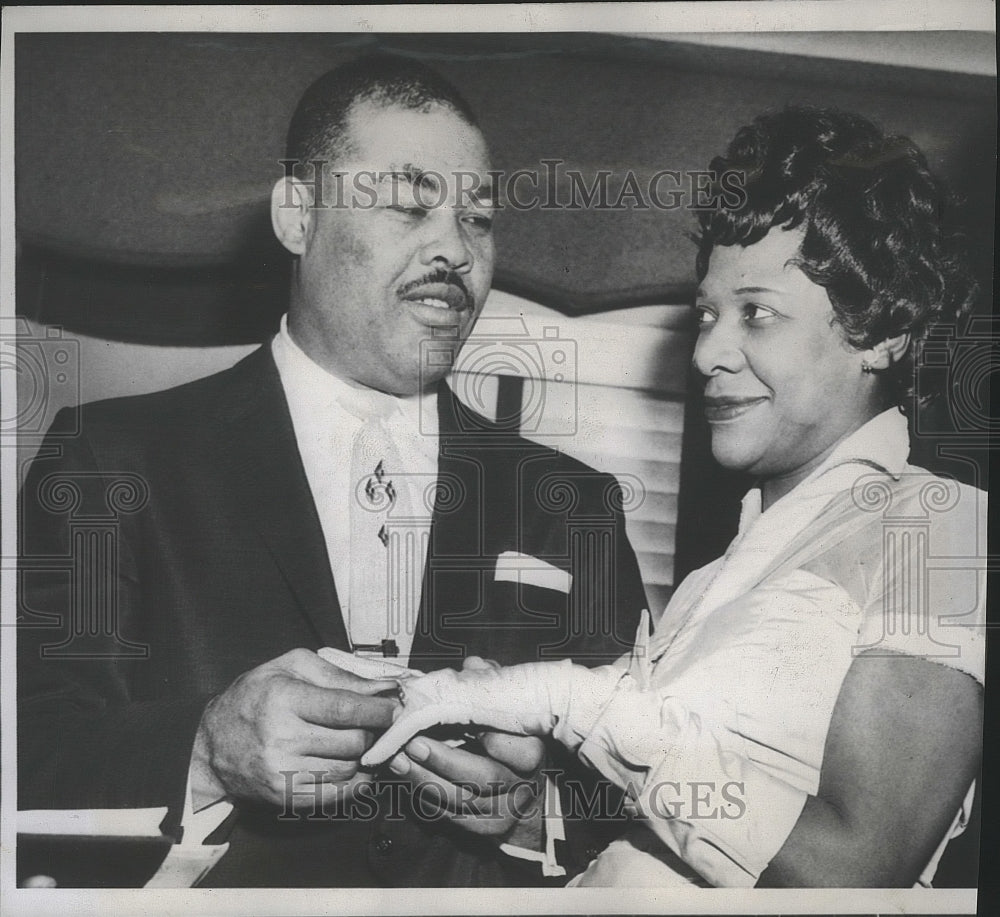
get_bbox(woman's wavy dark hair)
[696,106,977,409]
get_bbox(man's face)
[286,100,495,394]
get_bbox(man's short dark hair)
[286,53,479,170]
[696,106,977,409]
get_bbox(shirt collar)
[272,314,436,436]
[739,408,910,530]
[813,407,910,482]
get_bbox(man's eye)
[463,213,494,231]
[388,205,427,218]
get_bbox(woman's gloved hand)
[362,657,622,767]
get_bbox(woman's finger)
[362,706,453,765]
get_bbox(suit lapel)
[409,384,511,669]
[216,347,350,650]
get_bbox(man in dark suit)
[18,54,646,887]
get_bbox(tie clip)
[352,639,400,658]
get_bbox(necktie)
[348,416,400,658]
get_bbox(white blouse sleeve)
[573,572,864,886]
[854,481,987,686]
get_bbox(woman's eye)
[695,307,717,326]
[743,303,776,322]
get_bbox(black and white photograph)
[1,4,995,915]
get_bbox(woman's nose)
[692,319,747,377]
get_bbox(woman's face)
[693,225,883,491]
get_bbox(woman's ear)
[882,333,911,365]
[271,176,313,256]
[861,333,910,371]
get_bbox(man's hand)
[385,657,546,848]
[191,648,398,810]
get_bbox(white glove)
[362,659,622,767]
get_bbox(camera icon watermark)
[912,315,997,439]
[0,317,81,442]
[421,316,578,436]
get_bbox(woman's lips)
[703,395,769,422]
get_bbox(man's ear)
[271,177,313,255]
[861,332,911,371]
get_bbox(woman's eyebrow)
[732,285,783,295]
[695,285,783,300]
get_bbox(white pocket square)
[494,551,572,594]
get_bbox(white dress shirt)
[271,315,439,663]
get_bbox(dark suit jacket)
[18,345,647,886]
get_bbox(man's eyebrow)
[384,164,440,192]
[384,164,496,207]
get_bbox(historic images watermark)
[277,769,748,823]
[420,317,578,437]
[1,316,81,445]
[5,317,151,657]
[15,468,151,658]
[277,161,748,213]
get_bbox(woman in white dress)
[364,107,986,888]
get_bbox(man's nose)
[692,319,747,377]
[419,211,474,273]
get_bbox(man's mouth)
[400,281,471,313]
[703,395,769,422]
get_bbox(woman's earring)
[861,359,874,374]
